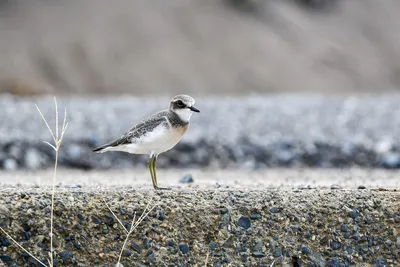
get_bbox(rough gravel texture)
[3,94,400,170]
[0,189,399,266]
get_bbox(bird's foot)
[154,186,172,190]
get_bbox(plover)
[93,95,200,190]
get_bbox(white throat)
[174,108,193,122]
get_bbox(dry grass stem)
[104,198,158,267]
[0,227,47,267]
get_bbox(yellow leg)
[151,154,171,190]
[148,156,158,189]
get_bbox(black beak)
[189,106,200,113]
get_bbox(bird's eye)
[176,100,184,107]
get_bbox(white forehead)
[171,94,195,105]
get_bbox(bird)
[92,94,200,190]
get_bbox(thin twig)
[102,198,128,234]
[35,104,56,144]
[54,97,59,142]
[0,227,47,267]
[111,199,158,267]
[35,98,68,266]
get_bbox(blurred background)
[0,0,400,96]
[1,0,400,188]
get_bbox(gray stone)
[308,252,326,267]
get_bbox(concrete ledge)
[0,189,399,266]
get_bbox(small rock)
[250,213,261,220]
[375,258,386,267]
[209,242,217,251]
[385,210,395,218]
[145,249,153,257]
[269,207,279,213]
[348,210,358,219]
[156,209,165,221]
[273,248,282,257]
[240,252,247,262]
[237,216,251,230]
[301,246,310,255]
[131,241,142,253]
[0,237,11,247]
[394,216,400,223]
[143,238,150,249]
[308,252,326,267]
[0,256,12,266]
[330,241,341,250]
[91,215,101,224]
[121,249,132,257]
[219,207,228,214]
[327,258,340,267]
[252,251,265,258]
[358,185,367,189]
[396,236,400,249]
[340,224,349,232]
[59,250,74,265]
[179,243,189,254]
[179,174,194,183]
[331,184,342,190]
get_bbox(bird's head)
[169,94,200,122]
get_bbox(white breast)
[107,124,187,155]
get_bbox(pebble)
[397,236,400,249]
[340,224,349,232]
[301,246,310,255]
[179,174,194,183]
[91,215,101,224]
[209,242,217,251]
[121,249,132,257]
[331,184,342,190]
[237,216,251,229]
[273,248,282,257]
[0,256,12,266]
[156,209,165,221]
[375,258,386,267]
[348,210,358,219]
[59,250,74,264]
[178,244,189,254]
[385,210,395,218]
[327,258,340,267]
[270,207,279,213]
[131,241,142,253]
[250,213,261,220]
[308,252,326,266]
[330,241,341,250]
[358,185,367,189]
[0,237,11,247]
[252,251,265,258]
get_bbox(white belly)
[106,124,186,155]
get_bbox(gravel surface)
[2,94,400,170]
[1,168,400,190]
[0,188,399,266]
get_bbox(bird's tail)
[92,145,107,153]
